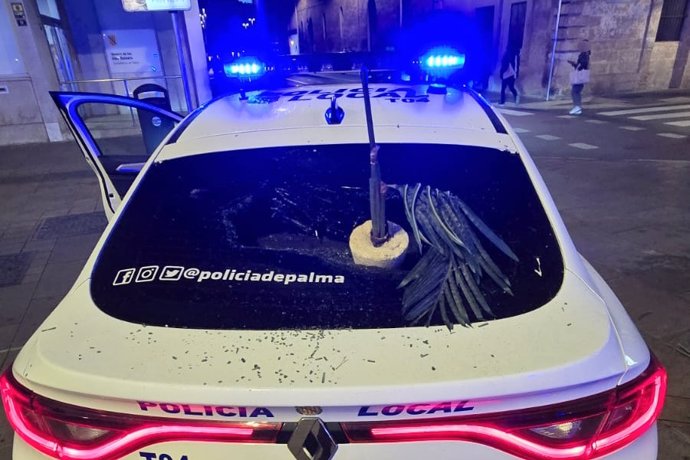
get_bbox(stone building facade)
[288,0,690,97]
[529,0,690,97]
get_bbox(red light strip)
[58,424,255,460]
[0,370,279,460]
[370,423,586,458]
[1,357,666,460]
[346,357,666,459]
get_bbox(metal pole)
[400,0,403,28]
[123,79,135,127]
[361,66,388,245]
[171,11,194,113]
[545,0,563,101]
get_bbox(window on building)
[367,0,378,51]
[37,0,60,19]
[299,20,304,50]
[0,3,26,75]
[339,7,344,46]
[656,0,688,42]
[307,17,314,52]
[322,13,327,41]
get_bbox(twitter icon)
[159,266,184,281]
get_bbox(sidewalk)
[482,91,630,111]
[0,140,106,459]
[0,141,104,364]
[482,88,690,111]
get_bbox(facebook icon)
[113,268,136,286]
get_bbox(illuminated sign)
[122,0,190,12]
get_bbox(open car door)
[50,92,184,220]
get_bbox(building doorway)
[43,24,75,87]
[475,5,495,92]
[508,1,527,51]
[38,0,77,89]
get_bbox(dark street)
[502,93,690,459]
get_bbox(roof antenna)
[360,66,388,245]
[348,68,408,269]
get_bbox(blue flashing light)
[421,48,466,77]
[224,58,265,78]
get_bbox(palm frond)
[445,266,471,326]
[399,249,472,329]
[414,198,449,256]
[395,184,518,329]
[451,197,519,262]
[401,251,447,312]
[403,183,424,252]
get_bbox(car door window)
[76,103,178,197]
[51,92,183,219]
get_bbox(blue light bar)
[224,59,265,78]
[420,48,465,74]
[425,54,464,68]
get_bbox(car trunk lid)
[13,268,626,422]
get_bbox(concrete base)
[349,220,409,269]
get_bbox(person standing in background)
[568,40,591,115]
[498,47,520,106]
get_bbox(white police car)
[1,57,666,460]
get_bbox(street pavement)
[0,141,105,459]
[496,93,690,459]
[0,91,689,459]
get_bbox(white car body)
[2,82,665,460]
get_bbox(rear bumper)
[11,423,657,460]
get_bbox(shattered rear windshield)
[91,144,564,330]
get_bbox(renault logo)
[287,418,338,460]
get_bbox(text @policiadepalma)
[112,265,345,287]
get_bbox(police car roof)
[158,83,517,161]
[168,83,507,149]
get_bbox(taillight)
[0,370,281,460]
[342,355,666,459]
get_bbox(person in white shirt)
[567,40,591,115]
[499,47,520,106]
